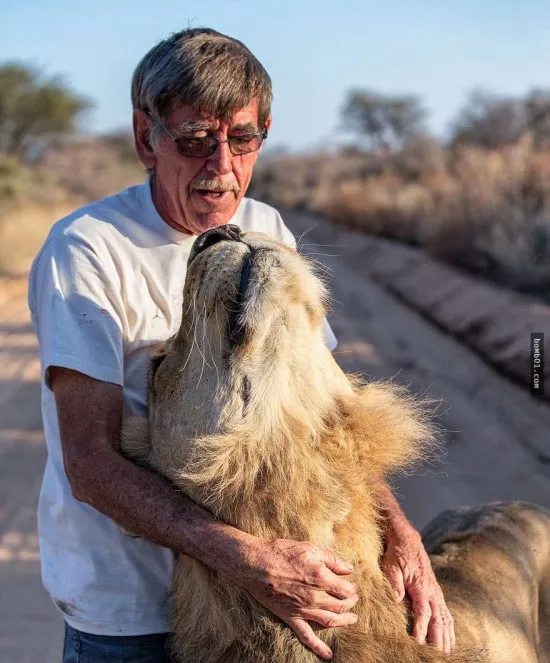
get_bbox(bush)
[250,135,550,301]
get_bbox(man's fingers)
[427,612,444,652]
[316,593,359,614]
[428,597,455,654]
[438,615,452,656]
[450,613,456,650]
[318,568,357,600]
[381,559,406,602]
[301,609,358,629]
[288,618,333,660]
[443,629,451,656]
[411,598,431,645]
[321,549,354,576]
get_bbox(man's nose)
[205,140,233,175]
[189,225,244,262]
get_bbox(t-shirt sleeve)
[276,213,339,352]
[28,236,125,389]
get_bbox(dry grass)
[0,200,80,276]
[251,135,550,300]
[0,139,144,276]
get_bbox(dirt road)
[0,283,63,663]
[1,211,550,662]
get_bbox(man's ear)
[133,109,157,170]
[264,115,272,133]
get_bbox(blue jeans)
[62,623,172,662]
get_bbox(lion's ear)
[119,415,151,467]
[150,340,170,380]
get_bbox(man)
[29,28,454,663]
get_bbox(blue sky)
[2,0,550,151]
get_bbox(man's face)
[135,99,270,235]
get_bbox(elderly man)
[29,28,454,663]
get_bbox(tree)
[450,89,526,149]
[524,88,550,146]
[0,62,92,157]
[341,89,428,152]
[450,87,550,149]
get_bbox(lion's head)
[144,225,434,510]
[149,225,351,446]
[186,224,328,353]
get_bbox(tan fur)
[422,501,550,663]
[119,230,545,662]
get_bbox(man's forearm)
[374,480,418,540]
[52,366,253,578]
[69,447,253,576]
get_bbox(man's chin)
[190,210,239,235]
[190,194,241,232]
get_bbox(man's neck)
[149,173,194,236]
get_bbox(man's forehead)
[170,100,260,129]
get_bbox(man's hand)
[374,480,455,654]
[226,537,359,661]
[381,525,455,655]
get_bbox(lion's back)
[423,501,550,662]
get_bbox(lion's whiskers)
[295,224,318,247]
[302,253,335,276]
[302,251,340,259]
[179,291,201,375]
[213,299,223,363]
[216,293,231,354]
[299,242,349,249]
[203,299,220,382]
[195,301,213,389]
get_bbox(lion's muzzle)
[188,224,244,265]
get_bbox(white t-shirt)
[28,180,337,636]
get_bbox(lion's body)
[424,501,550,663]
[121,226,549,663]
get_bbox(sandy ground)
[1,211,549,662]
[0,284,64,663]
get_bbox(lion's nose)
[191,225,244,258]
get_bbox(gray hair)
[132,28,272,147]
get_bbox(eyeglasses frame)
[149,113,268,158]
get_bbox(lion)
[121,224,550,663]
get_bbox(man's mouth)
[193,189,234,205]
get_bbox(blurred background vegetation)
[251,87,550,301]
[2,60,550,302]
[0,62,143,275]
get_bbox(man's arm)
[375,481,456,654]
[51,367,358,660]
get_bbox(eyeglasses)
[154,118,267,158]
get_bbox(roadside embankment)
[288,210,550,403]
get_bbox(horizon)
[2,0,550,151]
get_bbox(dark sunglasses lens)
[230,135,264,155]
[176,138,216,158]
[175,134,265,157]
